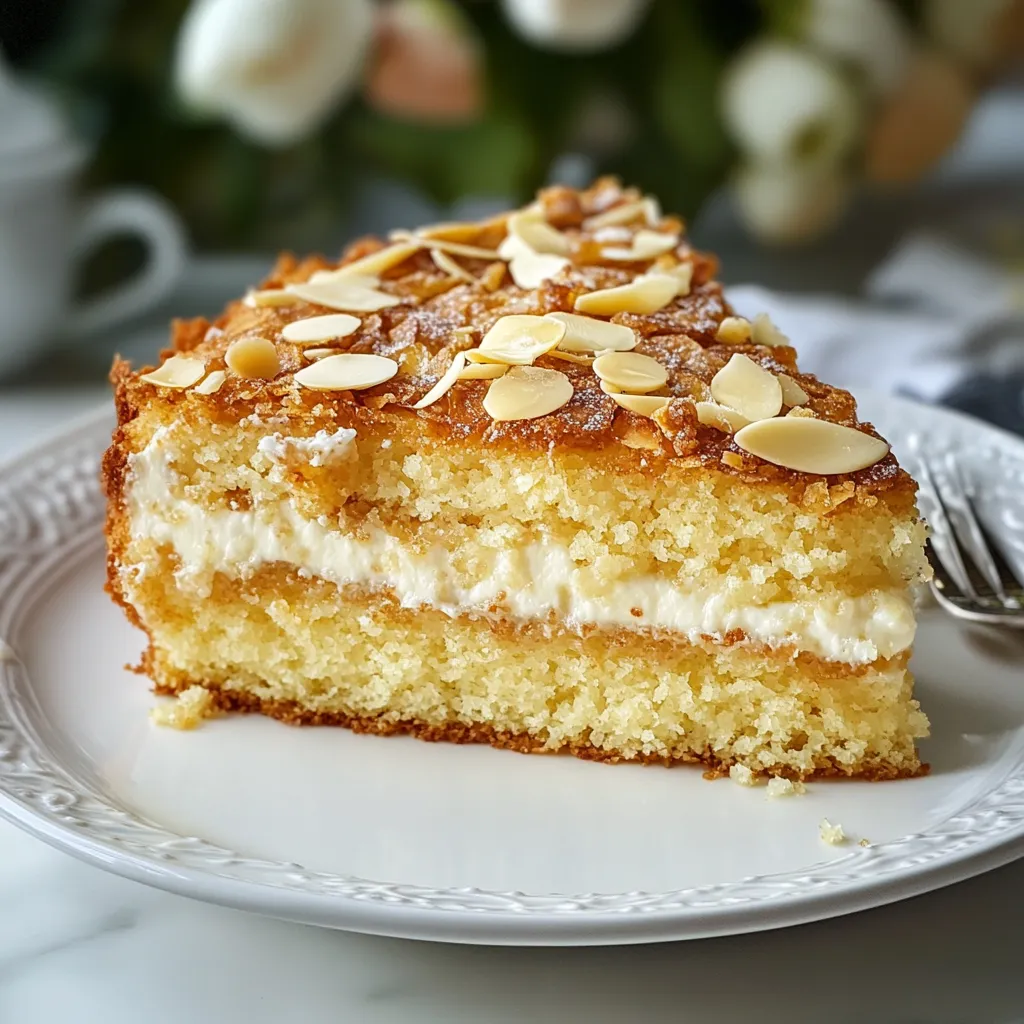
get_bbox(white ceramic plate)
[2,396,1024,946]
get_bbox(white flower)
[924,0,1014,68]
[801,0,911,96]
[501,0,650,52]
[175,0,373,146]
[733,161,851,245]
[722,40,862,168]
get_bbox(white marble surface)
[2,393,1024,1023]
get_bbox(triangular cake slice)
[104,179,930,779]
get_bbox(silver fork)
[913,447,1024,626]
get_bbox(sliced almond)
[601,229,679,262]
[546,349,596,366]
[504,209,571,256]
[734,417,890,474]
[294,353,399,391]
[193,369,226,395]
[592,226,632,243]
[508,250,570,289]
[609,392,671,418]
[715,316,753,344]
[430,248,476,283]
[414,220,492,243]
[545,311,637,353]
[332,241,422,279]
[641,195,662,226]
[391,229,502,261]
[303,347,342,360]
[599,379,623,395]
[476,314,566,365]
[671,261,693,298]
[710,353,783,421]
[140,354,206,389]
[281,313,361,344]
[243,288,301,308]
[778,373,809,407]
[413,352,467,409]
[582,199,648,231]
[225,336,281,380]
[751,312,790,348]
[787,406,816,418]
[286,278,402,312]
[574,272,679,316]
[482,365,573,421]
[694,400,752,434]
[593,351,668,393]
[458,362,508,380]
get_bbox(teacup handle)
[65,189,188,339]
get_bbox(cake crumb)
[729,764,757,786]
[150,686,217,730]
[859,838,870,848]
[767,776,806,798]
[819,819,846,845]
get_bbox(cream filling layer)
[125,442,915,664]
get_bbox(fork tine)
[914,450,978,599]
[942,453,1008,600]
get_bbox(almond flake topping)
[392,230,502,261]
[601,229,679,262]
[483,365,573,421]
[413,351,467,409]
[751,312,790,348]
[504,208,571,256]
[670,261,693,298]
[193,370,226,395]
[458,362,508,380]
[303,347,341,360]
[244,288,301,308]
[694,401,751,434]
[574,272,679,316]
[329,241,423,279]
[544,311,637,353]
[715,316,753,344]
[734,417,890,475]
[508,250,570,289]
[546,349,597,366]
[286,277,402,313]
[294,353,399,391]
[281,313,361,344]
[710,353,783,421]
[778,373,809,407]
[583,198,653,231]
[140,354,206,389]
[225,336,281,380]
[593,351,668,393]
[430,248,476,283]
[609,392,671,418]
[476,314,566,365]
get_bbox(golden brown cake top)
[112,178,908,496]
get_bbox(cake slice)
[103,179,930,779]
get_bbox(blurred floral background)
[5,0,1023,253]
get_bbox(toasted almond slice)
[544,311,637,353]
[477,314,566,365]
[710,353,783,421]
[592,226,632,243]
[414,220,486,242]
[599,379,623,395]
[281,313,361,344]
[505,209,571,256]
[413,352,467,409]
[609,392,671,418]
[734,417,890,474]
[332,241,422,279]
[593,351,668,393]
[508,251,570,289]
[294,353,399,391]
[430,247,476,283]
[778,373,809,407]
[244,288,302,308]
[574,272,679,316]
[303,347,342,360]
[308,269,380,287]
[458,362,508,380]
[546,349,596,366]
[751,312,790,347]
[140,354,206,389]
[582,199,648,231]
[482,365,573,421]
[193,369,226,395]
[497,232,532,261]
[225,336,281,380]
[601,229,679,262]
[715,316,753,344]
[641,195,662,226]
[694,400,751,434]
[286,278,402,312]
[392,229,501,261]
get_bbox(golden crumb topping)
[112,178,908,491]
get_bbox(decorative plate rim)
[2,398,1024,946]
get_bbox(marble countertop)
[2,394,1024,1023]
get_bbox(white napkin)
[727,231,1024,404]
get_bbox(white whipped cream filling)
[125,432,916,664]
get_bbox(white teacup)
[0,60,186,377]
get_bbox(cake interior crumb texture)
[103,179,931,780]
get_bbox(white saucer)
[2,396,1023,946]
